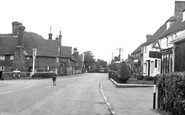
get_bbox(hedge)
[2,72,30,79]
[157,72,185,115]
[32,72,56,78]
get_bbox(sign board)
[33,48,37,58]
[149,51,162,58]
[152,40,161,49]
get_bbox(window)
[0,55,5,60]
[56,57,59,63]
[144,63,147,74]
[150,61,154,74]
[10,55,14,60]
[0,66,4,71]
[144,46,147,53]
[157,60,161,73]
[183,10,185,21]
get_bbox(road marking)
[99,78,116,115]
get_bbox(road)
[0,73,110,115]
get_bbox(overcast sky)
[0,0,178,62]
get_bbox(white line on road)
[99,78,116,115]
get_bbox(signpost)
[151,40,161,109]
[32,48,37,76]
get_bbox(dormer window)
[183,10,185,21]
[166,21,170,30]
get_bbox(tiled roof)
[158,17,182,39]
[131,43,145,55]
[167,16,178,21]
[170,20,185,34]
[144,23,167,46]
[60,46,72,58]
[0,37,17,55]
[0,32,59,57]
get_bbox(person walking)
[0,70,4,80]
[52,74,56,86]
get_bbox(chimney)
[48,26,52,40]
[146,34,152,42]
[174,1,185,18]
[59,31,62,44]
[12,25,26,71]
[17,25,25,46]
[12,21,22,36]
[73,48,79,56]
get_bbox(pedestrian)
[0,70,4,81]
[52,73,57,86]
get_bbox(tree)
[114,56,120,61]
[84,51,95,71]
[108,63,119,71]
[97,59,107,68]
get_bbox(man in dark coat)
[0,70,4,80]
[52,74,56,86]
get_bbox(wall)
[143,44,161,77]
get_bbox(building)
[130,1,185,76]
[0,21,83,76]
[131,43,145,76]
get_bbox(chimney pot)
[49,33,52,40]
[12,21,22,36]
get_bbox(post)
[32,48,37,76]
[153,76,157,109]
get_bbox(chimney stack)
[12,21,22,36]
[73,48,79,56]
[146,34,153,42]
[49,26,52,40]
[174,1,185,18]
[59,31,62,44]
[18,25,25,46]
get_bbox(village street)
[0,73,159,115]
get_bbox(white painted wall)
[142,43,161,77]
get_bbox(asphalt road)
[0,73,110,115]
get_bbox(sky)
[0,0,178,62]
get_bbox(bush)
[144,76,154,81]
[136,74,144,80]
[32,72,56,78]
[108,70,120,82]
[157,72,185,115]
[117,61,130,83]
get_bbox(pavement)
[101,77,161,115]
[0,82,7,87]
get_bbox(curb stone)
[110,78,154,88]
